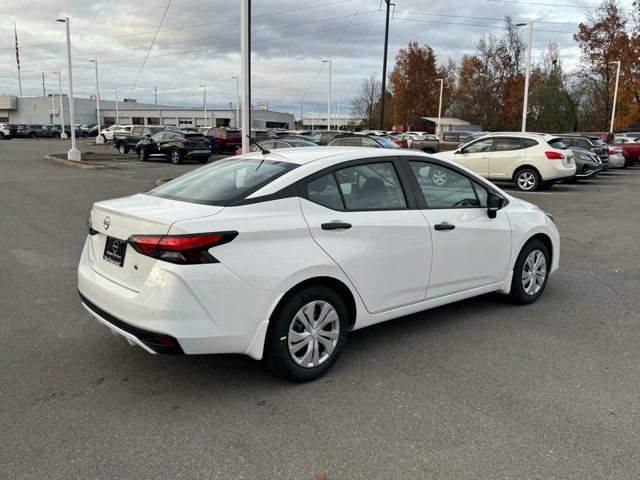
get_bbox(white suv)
[435,132,576,191]
[99,124,132,141]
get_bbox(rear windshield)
[548,138,568,150]
[589,138,605,146]
[146,157,298,206]
[375,136,400,148]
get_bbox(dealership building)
[0,95,295,130]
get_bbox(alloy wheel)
[287,301,340,368]
[517,171,536,190]
[522,250,546,295]
[171,150,181,163]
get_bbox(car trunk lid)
[88,194,223,291]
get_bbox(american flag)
[14,24,20,71]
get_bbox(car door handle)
[321,222,352,230]
[434,222,455,231]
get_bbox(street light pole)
[52,71,67,138]
[232,76,240,128]
[436,78,444,136]
[322,59,332,131]
[609,60,621,134]
[57,17,80,161]
[517,21,533,132]
[199,84,207,128]
[89,59,103,144]
[240,0,251,153]
[379,0,391,130]
[336,87,341,131]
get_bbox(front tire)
[170,148,183,164]
[514,167,540,191]
[52,132,60,139]
[265,286,348,382]
[137,148,147,161]
[117,142,128,155]
[29,132,37,138]
[0,132,4,140]
[509,239,550,304]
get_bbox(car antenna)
[247,135,270,154]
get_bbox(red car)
[202,128,241,153]
[615,141,640,167]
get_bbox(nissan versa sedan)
[78,148,560,381]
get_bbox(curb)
[44,154,116,170]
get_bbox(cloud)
[0,0,634,116]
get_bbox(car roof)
[482,132,562,141]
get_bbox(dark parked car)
[135,131,211,164]
[199,130,222,154]
[35,124,62,138]
[113,125,165,154]
[201,128,241,153]
[62,125,89,138]
[238,137,318,154]
[555,134,608,162]
[566,147,602,181]
[327,135,400,149]
[14,124,39,138]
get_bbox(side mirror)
[144,133,151,138]
[487,192,505,219]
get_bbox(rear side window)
[335,162,407,210]
[523,139,538,148]
[148,158,297,206]
[443,133,457,141]
[494,138,523,151]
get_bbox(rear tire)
[117,142,128,155]
[265,286,348,382]
[170,148,183,164]
[29,132,37,138]
[0,132,4,140]
[52,132,60,139]
[509,239,550,305]
[137,148,147,161]
[514,167,540,191]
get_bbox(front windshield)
[147,157,298,205]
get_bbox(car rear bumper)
[77,237,278,358]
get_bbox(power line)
[299,0,368,109]
[394,17,576,34]
[394,9,582,26]
[485,0,631,9]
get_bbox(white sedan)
[78,147,560,381]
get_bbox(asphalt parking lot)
[2,138,639,479]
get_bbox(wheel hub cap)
[518,172,535,190]
[288,301,339,368]
[522,250,547,295]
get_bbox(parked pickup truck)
[439,131,475,151]
[113,125,164,154]
[408,134,440,154]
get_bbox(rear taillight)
[609,149,619,155]
[545,151,564,160]
[128,231,238,264]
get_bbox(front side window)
[494,138,523,151]
[409,161,481,209]
[334,162,407,210]
[462,138,494,153]
[147,158,297,205]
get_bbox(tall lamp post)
[89,59,103,143]
[609,60,621,134]
[436,78,444,136]
[199,84,207,128]
[232,76,240,129]
[57,17,80,161]
[51,71,67,138]
[517,21,533,132]
[335,87,340,131]
[322,59,332,131]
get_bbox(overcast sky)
[0,0,635,118]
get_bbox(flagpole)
[14,24,22,97]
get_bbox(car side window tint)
[443,133,456,141]
[361,138,379,147]
[345,138,361,147]
[494,138,523,151]
[471,182,489,207]
[576,139,590,149]
[408,161,481,209]
[330,139,345,146]
[523,138,538,148]
[334,162,407,210]
[307,174,344,210]
[463,138,494,153]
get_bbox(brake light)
[128,231,238,264]
[609,149,619,155]
[545,151,564,160]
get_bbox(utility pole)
[199,84,207,128]
[14,24,22,97]
[517,21,533,132]
[379,0,392,130]
[322,59,332,130]
[57,17,80,161]
[436,79,443,136]
[41,72,46,96]
[154,85,158,106]
[52,72,66,137]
